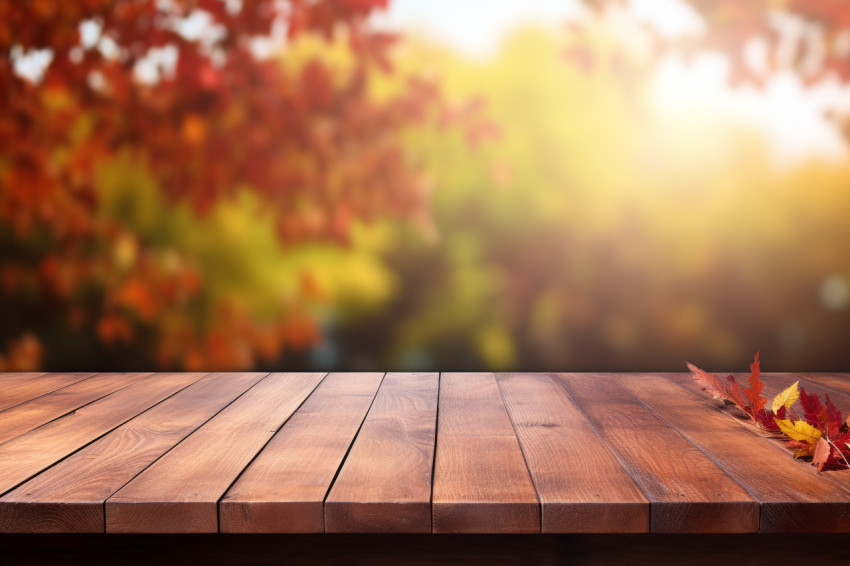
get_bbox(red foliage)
[689,354,850,472]
[685,0,850,85]
[687,352,780,431]
[0,0,492,369]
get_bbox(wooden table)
[3,371,850,564]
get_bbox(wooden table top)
[1,371,850,535]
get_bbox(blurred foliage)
[330,26,850,372]
[4,1,850,372]
[0,0,488,371]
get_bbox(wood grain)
[220,372,384,533]
[106,372,326,533]
[496,373,649,533]
[556,373,758,533]
[0,372,152,446]
[5,371,850,537]
[0,373,204,496]
[325,372,438,533]
[801,373,850,399]
[0,372,264,533]
[625,373,850,532]
[0,372,94,413]
[432,373,539,534]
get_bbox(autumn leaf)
[788,440,817,459]
[686,361,726,401]
[825,395,843,439]
[775,418,822,445]
[689,353,850,472]
[741,352,766,413]
[687,354,775,429]
[813,437,831,473]
[772,381,800,414]
[800,387,827,429]
[724,375,750,413]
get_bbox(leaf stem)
[825,437,850,469]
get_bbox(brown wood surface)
[105,372,326,533]
[0,372,265,533]
[0,373,203,496]
[623,373,850,533]
[0,372,94,413]
[3,372,850,536]
[432,372,539,534]
[325,372,438,533]
[0,372,151,445]
[220,372,384,533]
[799,373,850,398]
[557,373,758,533]
[495,372,649,533]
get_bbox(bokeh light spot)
[819,276,849,310]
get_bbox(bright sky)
[375,0,850,165]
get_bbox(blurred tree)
[332,23,850,373]
[604,0,850,134]
[0,0,487,370]
[683,1,850,87]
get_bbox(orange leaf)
[741,351,765,413]
[813,437,831,473]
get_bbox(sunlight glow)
[381,0,850,164]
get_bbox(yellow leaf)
[775,418,822,445]
[792,445,815,459]
[771,381,800,413]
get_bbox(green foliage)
[340,25,850,371]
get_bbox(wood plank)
[0,371,46,389]
[802,373,850,396]
[724,372,850,518]
[106,372,326,533]
[0,372,95,413]
[556,373,757,533]
[432,372,539,534]
[0,372,152,446]
[220,372,384,533]
[325,372,438,533]
[623,373,850,533]
[0,372,265,533]
[495,373,649,533]
[0,373,205,496]
[798,373,850,401]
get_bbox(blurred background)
[2,0,850,373]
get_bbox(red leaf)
[686,361,726,401]
[825,395,843,439]
[687,354,772,429]
[800,388,828,431]
[754,409,780,431]
[724,375,749,413]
